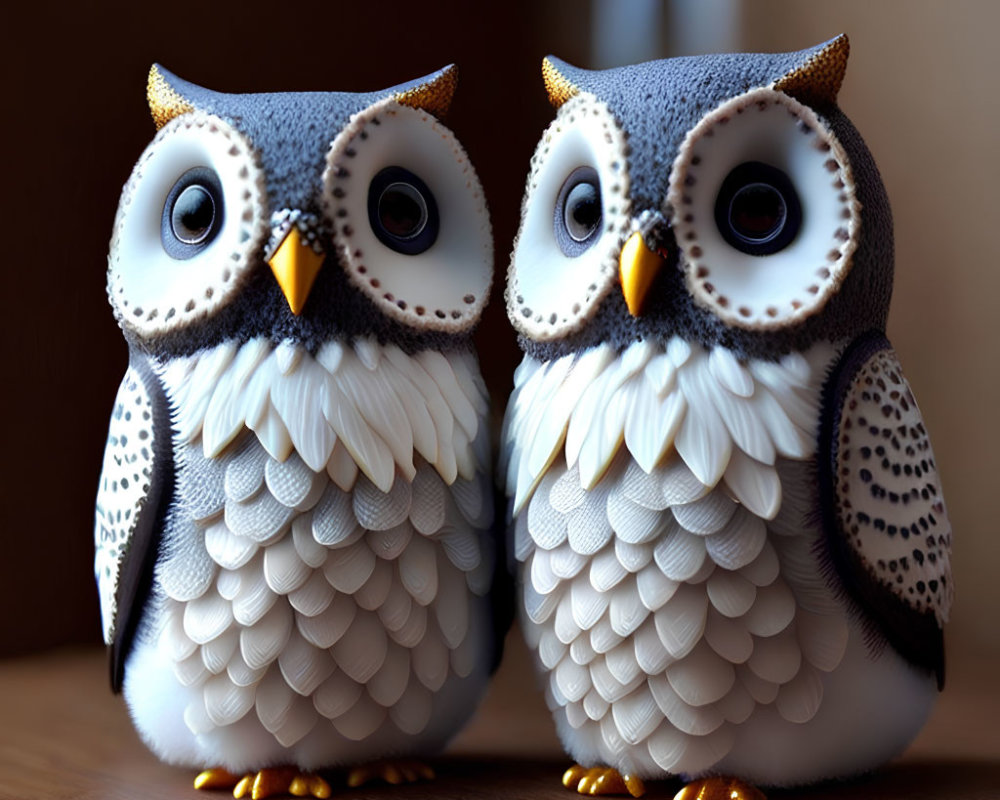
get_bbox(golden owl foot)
[235,768,332,800]
[674,777,767,800]
[195,769,243,791]
[562,764,646,797]
[194,767,331,799]
[346,759,436,787]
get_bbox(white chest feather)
[501,338,905,778]
[125,338,495,770]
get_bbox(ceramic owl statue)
[94,65,504,799]
[501,35,952,799]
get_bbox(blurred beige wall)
[738,0,1000,655]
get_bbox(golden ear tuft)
[394,64,458,118]
[543,57,580,108]
[774,34,850,108]
[147,65,194,130]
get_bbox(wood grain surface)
[0,630,997,800]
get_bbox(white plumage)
[106,337,496,771]
[95,69,502,788]
[501,336,941,782]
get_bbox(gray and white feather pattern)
[94,65,502,780]
[117,338,494,769]
[95,364,160,638]
[503,338,920,782]
[502,37,952,790]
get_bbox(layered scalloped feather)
[144,339,495,763]
[504,339,852,777]
[157,435,494,754]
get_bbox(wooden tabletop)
[1,631,997,800]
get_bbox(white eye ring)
[108,112,267,338]
[322,98,493,334]
[668,87,861,330]
[507,94,631,341]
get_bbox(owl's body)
[94,66,501,784]
[503,337,940,784]
[501,37,952,791]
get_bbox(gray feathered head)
[507,35,893,362]
[108,65,492,358]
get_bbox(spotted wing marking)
[821,332,952,684]
[94,365,158,644]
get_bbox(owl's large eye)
[507,95,630,341]
[555,167,602,255]
[161,167,224,259]
[323,99,492,333]
[108,113,267,338]
[714,161,801,256]
[668,88,860,330]
[367,167,439,255]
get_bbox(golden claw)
[674,777,767,800]
[289,774,332,798]
[233,774,254,798]
[194,766,331,799]
[195,768,242,790]
[563,764,646,797]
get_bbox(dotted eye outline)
[321,98,492,333]
[108,112,268,338]
[667,87,861,330]
[506,93,632,341]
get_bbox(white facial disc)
[108,112,267,337]
[507,94,632,341]
[668,87,860,330]
[323,99,492,334]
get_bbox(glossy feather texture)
[97,66,502,777]
[503,339,856,777]
[113,339,497,771]
[502,39,949,788]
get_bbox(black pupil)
[171,185,215,244]
[378,183,426,240]
[367,167,438,256]
[729,183,786,242]
[714,161,800,256]
[565,181,601,241]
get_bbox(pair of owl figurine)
[94,35,953,800]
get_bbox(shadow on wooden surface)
[322,758,1000,800]
[11,756,999,800]
[238,758,1000,800]
[1,644,997,800]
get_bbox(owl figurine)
[94,65,503,799]
[501,35,952,799]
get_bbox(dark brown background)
[1,0,997,699]
[3,0,584,654]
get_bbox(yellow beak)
[619,231,665,317]
[268,227,324,315]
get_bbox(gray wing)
[819,332,952,687]
[94,352,173,691]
